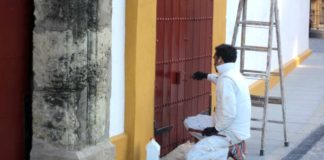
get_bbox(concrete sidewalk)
[247,53,324,160]
[247,41,324,159]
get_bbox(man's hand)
[202,127,218,136]
[192,71,208,80]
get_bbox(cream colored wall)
[226,0,310,87]
[110,0,126,138]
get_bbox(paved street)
[309,38,324,53]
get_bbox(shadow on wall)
[25,1,35,160]
[309,29,324,38]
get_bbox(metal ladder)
[231,0,289,156]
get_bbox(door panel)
[155,0,214,155]
[0,0,33,159]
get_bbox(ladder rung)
[251,99,284,107]
[236,45,278,52]
[242,70,280,77]
[251,127,262,131]
[251,118,284,124]
[251,118,262,121]
[251,100,264,107]
[239,20,276,26]
[268,120,284,124]
[243,73,267,80]
[251,95,283,106]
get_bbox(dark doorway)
[154,0,213,156]
[0,0,33,159]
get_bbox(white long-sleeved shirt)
[207,63,251,140]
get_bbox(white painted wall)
[110,0,125,137]
[226,0,310,85]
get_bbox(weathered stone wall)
[32,0,112,152]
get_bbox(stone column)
[31,0,115,159]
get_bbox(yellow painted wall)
[110,134,128,160]
[211,0,227,110]
[124,0,156,159]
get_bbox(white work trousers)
[184,114,231,160]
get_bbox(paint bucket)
[146,138,161,160]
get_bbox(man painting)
[184,44,251,160]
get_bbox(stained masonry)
[31,0,114,159]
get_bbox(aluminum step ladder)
[231,0,289,156]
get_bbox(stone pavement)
[161,38,324,160]
[300,128,324,160]
[282,125,324,160]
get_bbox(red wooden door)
[0,0,33,159]
[154,0,213,155]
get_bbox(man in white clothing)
[184,44,251,160]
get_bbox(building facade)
[311,0,324,29]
